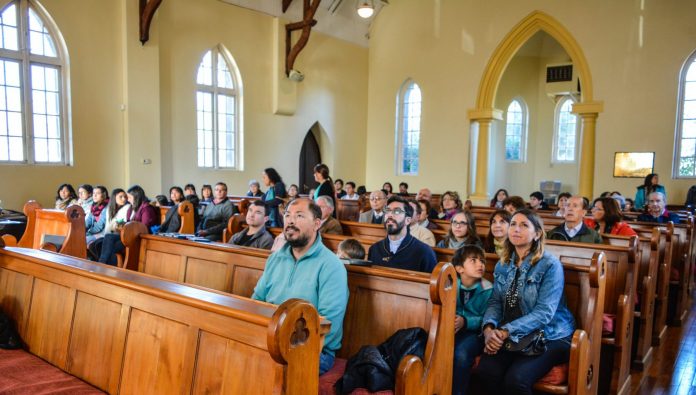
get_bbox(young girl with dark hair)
[436,210,481,249]
[55,184,77,210]
[313,163,335,204]
[98,185,159,265]
[85,186,109,243]
[483,209,512,256]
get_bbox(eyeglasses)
[384,208,406,216]
[452,221,469,227]
[370,197,385,201]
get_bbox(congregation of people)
[49,169,685,394]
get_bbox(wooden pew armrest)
[613,294,631,348]
[1,234,17,247]
[567,329,592,395]
[639,275,654,323]
[395,355,425,395]
[119,222,148,270]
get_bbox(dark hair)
[386,195,413,218]
[127,185,148,209]
[108,188,126,219]
[201,184,213,198]
[502,196,525,211]
[334,179,344,186]
[441,190,463,211]
[452,244,486,267]
[529,191,544,201]
[500,209,545,265]
[169,186,184,202]
[640,173,659,201]
[215,182,228,192]
[558,192,572,201]
[582,197,590,210]
[418,199,432,215]
[446,210,479,245]
[314,164,335,195]
[184,183,196,192]
[94,185,109,201]
[338,238,366,260]
[382,182,393,193]
[408,199,421,216]
[155,195,169,206]
[593,197,623,232]
[287,198,322,220]
[185,193,200,207]
[625,198,635,209]
[490,189,509,206]
[399,182,408,189]
[346,181,356,189]
[78,184,93,195]
[249,199,268,216]
[599,191,611,198]
[55,183,77,202]
[264,168,283,184]
[357,185,367,195]
[483,209,512,253]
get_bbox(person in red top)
[584,197,637,236]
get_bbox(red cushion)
[472,355,568,386]
[319,358,394,395]
[0,349,104,394]
[602,313,616,336]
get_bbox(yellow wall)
[0,0,125,210]
[0,0,368,210]
[365,0,696,203]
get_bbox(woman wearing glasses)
[436,210,481,249]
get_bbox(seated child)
[336,238,366,260]
[451,244,492,395]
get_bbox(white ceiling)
[218,0,388,47]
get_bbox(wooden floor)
[631,291,696,395]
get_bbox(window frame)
[195,44,243,170]
[0,0,71,166]
[673,49,696,178]
[504,97,528,163]
[394,78,422,176]
[551,96,579,164]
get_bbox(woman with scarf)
[85,186,109,243]
[54,184,77,210]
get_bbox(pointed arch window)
[552,96,578,163]
[675,51,696,177]
[0,0,70,164]
[396,80,421,175]
[505,98,528,162]
[196,45,243,169]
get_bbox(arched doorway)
[299,129,321,194]
[468,11,604,203]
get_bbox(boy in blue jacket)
[451,244,493,395]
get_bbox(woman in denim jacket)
[477,209,575,395]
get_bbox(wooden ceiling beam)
[283,0,321,76]
[139,0,163,45]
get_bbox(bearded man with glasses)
[367,195,437,273]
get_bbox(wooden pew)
[0,244,327,394]
[158,201,195,234]
[1,201,87,259]
[124,231,458,394]
[604,230,660,370]
[335,199,362,221]
[227,195,260,215]
[629,218,694,327]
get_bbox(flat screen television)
[613,152,655,178]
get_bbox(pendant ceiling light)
[357,0,374,18]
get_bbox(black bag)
[335,328,427,394]
[0,309,23,349]
[503,329,546,356]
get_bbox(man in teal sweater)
[252,198,349,375]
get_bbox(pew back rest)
[2,201,87,259]
[158,201,195,234]
[0,246,327,395]
[336,199,362,222]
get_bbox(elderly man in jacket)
[547,196,602,243]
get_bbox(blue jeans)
[452,330,483,395]
[319,351,335,375]
[476,337,571,395]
